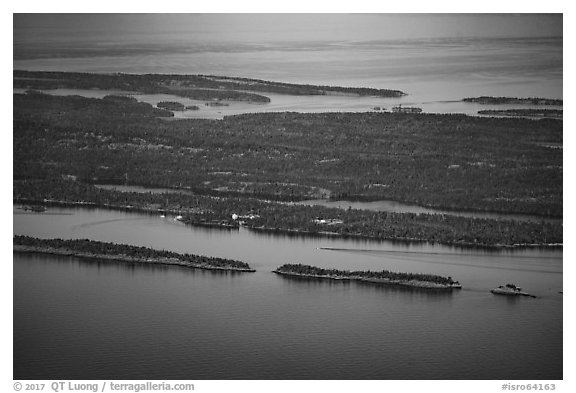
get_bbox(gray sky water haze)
[12,13,563,100]
[14,14,562,45]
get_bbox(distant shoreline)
[477,109,562,119]
[463,96,562,106]
[14,70,406,101]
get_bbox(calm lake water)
[13,206,562,379]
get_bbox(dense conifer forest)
[13,73,563,247]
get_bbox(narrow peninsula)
[463,96,562,106]
[13,235,255,272]
[14,70,406,102]
[273,263,461,290]
[478,109,562,119]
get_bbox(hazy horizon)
[12,14,563,99]
[14,14,562,46]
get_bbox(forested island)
[463,96,563,106]
[157,101,185,111]
[273,264,462,289]
[13,72,563,248]
[478,109,562,119]
[13,235,255,272]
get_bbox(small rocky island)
[273,263,461,290]
[157,101,186,111]
[13,235,255,272]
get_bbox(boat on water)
[491,284,535,298]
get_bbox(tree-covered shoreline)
[14,179,562,249]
